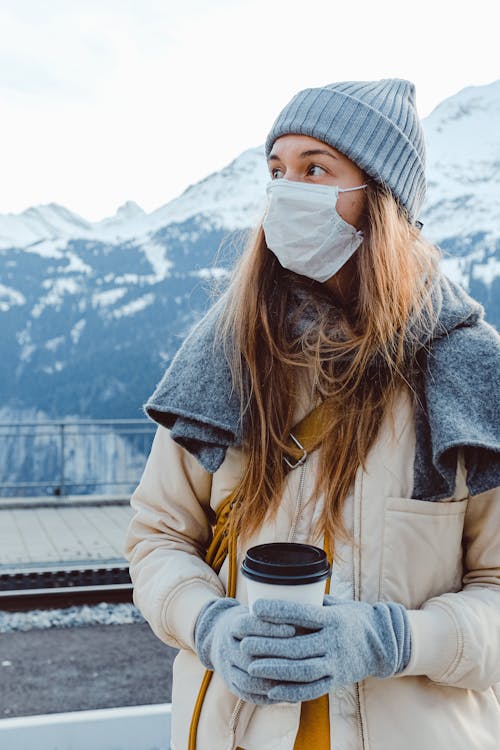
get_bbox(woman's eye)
[308,164,327,177]
[271,168,284,179]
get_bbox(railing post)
[60,422,65,497]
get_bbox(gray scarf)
[145,272,500,500]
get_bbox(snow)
[92,288,128,309]
[104,273,157,286]
[113,201,145,221]
[45,336,65,352]
[0,603,145,632]
[421,79,500,242]
[146,146,269,233]
[42,360,65,373]
[19,343,36,363]
[90,201,146,241]
[61,252,92,275]
[138,239,172,280]
[193,267,231,279]
[0,205,91,251]
[19,238,67,259]
[112,292,155,319]
[439,256,471,288]
[472,257,500,285]
[0,284,26,312]
[70,319,86,344]
[31,278,82,319]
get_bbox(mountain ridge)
[1,78,499,425]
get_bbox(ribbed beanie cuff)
[265,78,426,223]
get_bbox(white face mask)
[262,179,367,283]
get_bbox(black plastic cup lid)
[241,542,330,586]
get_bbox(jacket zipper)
[354,683,364,749]
[227,698,244,750]
[289,460,308,543]
[352,473,367,750]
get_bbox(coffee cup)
[241,542,330,612]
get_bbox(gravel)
[0,602,146,632]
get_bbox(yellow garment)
[235,695,331,750]
[293,694,330,749]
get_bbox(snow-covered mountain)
[1,78,499,429]
[422,79,500,297]
[0,149,269,253]
[0,203,92,251]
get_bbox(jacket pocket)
[379,496,469,609]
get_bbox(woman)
[124,78,500,750]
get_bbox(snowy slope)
[0,149,268,253]
[0,204,92,252]
[145,147,269,232]
[421,78,500,243]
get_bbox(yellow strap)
[283,399,332,464]
[204,489,237,568]
[293,529,333,749]
[189,401,333,750]
[188,670,213,750]
[188,493,241,750]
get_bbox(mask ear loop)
[333,184,368,234]
[337,184,368,193]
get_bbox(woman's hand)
[241,596,411,703]
[194,597,297,704]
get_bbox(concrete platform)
[0,502,134,569]
[0,494,130,509]
[0,704,171,750]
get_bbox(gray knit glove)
[193,597,297,704]
[242,596,411,702]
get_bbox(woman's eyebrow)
[267,149,339,162]
[300,149,338,161]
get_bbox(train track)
[0,563,133,611]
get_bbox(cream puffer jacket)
[124,388,500,750]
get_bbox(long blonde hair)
[217,180,440,556]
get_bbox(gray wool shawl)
[145,273,500,500]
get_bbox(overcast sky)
[1,0,499,221]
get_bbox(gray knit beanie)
[265,78,426,224]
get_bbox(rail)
[0,562,133,610]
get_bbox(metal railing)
[0,419,156,498]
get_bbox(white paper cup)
[241,542,330,613]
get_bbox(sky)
[1,0,499,222]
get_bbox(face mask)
[262,179,367,283]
